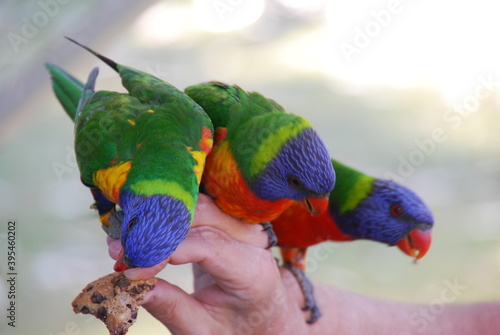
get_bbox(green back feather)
[118,65,190,106]
[330,159,375,214]
[185,82,239,129]
[74,90,144,184]
[50,63,213,216]
[230,113,311,180]
[186,81,312,181]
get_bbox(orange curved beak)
[300,196,329,216]
[113,248,130,272]
[396,229,432,260]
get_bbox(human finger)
[123,257,169,281]
[192,263,216,291]
[141,278,221,334]
[107,236,121,260]
[193,194,269,248]
[106,236,169,280]
[169,225,279,300]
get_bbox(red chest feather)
[273,202,354,248]
[202,138,293,224]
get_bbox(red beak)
[396,229,432,260]
[300,196,329,216]
[113,248,130,272]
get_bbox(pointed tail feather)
[46,63,84,121]
[65,37,119,73]
[75,67,99,120]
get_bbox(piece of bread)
[72,272,157,335]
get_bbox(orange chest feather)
[202,139,293,224]
[273,202,354,248]
[93,161,132,205]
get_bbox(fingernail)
[109,241,122,255]
[123,268,144,280]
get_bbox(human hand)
[108,194,310,335]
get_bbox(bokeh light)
[193,0,265,33]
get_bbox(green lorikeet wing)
[48,40,213,270]
[185,82,336,322]
[185,81,335,226]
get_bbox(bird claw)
[101,210,124,239]
[304,305,322,324]
[284,263,321,323]
[259,222,278,249]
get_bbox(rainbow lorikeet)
[46,65,334,247]
[272,158,434,322]
[46,39,213,271]
[185,82,336,242]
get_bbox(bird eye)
[390,205,404,216]
[127,217,138,231]
[288,176,302,187]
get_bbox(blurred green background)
[1,0,499,334]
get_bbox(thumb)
[142,278,218,333]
